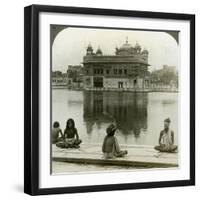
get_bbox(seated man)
[102,124,128,159]
[56,118,82,148]
[154,118,178,153]
[52,121,64,144]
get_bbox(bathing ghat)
[52,144,178,168]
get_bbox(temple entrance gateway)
[93,77,103,88]
[118,82,124,88]
[134,79,137,87]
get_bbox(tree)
[150,67,178,87]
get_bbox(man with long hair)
[154,118,178,153]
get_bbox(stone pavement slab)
[52,144,178,168]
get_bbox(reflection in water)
[83,91,148,138]
[52,90,178,145]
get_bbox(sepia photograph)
[24,5,195,194]
[51,26,179,174]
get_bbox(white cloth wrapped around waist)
[65,138,76,144]
[160,129,173,148]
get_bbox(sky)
[52,27,179,72]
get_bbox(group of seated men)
[52,117,177,159]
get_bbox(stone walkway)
[52,144,178,168]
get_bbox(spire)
[86,42,93,55]
[134,41,141,53]
[87,42,92,49]
[126,36,128,44]
[142,48,149,54]
[96,45,102,55]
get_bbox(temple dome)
[119,40,134,51]
[86,43,94,55]
[134,42,141,50]
[87,43,93,51]
[96,46,103,55]
[142,48,149,54]
[115,38,135,56]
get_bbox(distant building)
[67,65,83,81]
[66,65,84,88]
[150,65,178,89]
[83,39,150,90]
[52,71,68,86]
[162,65,176,73]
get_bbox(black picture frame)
[24,4,195,196]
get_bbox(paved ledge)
[52,144,178,168]
[52,87,179,93]
[84,88,178,93]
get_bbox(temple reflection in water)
[83,91,148,137]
